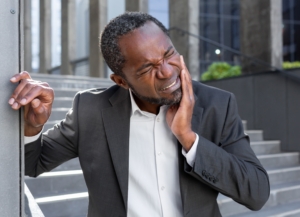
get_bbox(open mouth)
[161,77,178,91]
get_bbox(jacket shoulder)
[192,80,233,106]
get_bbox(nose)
[156,61,173,79]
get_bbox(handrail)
[47,56,89,74]
[168,27,300,84]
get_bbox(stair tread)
[227,201,300,217]
[25,170,83,179]
[218,180,300,202]
[250,140,281,145]
[35,192,88,204]
[257,152,299,158]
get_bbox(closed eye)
[165,50,175,58]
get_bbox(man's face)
[118,21,182,107]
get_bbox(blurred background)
[22,1,300,217]
[26,0,300,78]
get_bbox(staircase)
[218,122,300,217]
[25,74,300,217]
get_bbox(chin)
[131,88,182,106]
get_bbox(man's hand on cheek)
[166,56,196,152]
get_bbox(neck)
[132,94,160,115]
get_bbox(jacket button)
[202,170,206,176]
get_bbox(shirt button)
[157,118,160,122]
[161,186,165,191]
[157,152,161,156]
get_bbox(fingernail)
[10,77,16,82]
[12,102,18,109]
[20,98,27,104]
[8,98,15,105]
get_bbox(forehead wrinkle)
[118,22,172,72]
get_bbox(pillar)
[240,0,282,73]
[61,0,76,75]
[39,0,51,74]
[169,0,200,80]
[89,0,107,77]
[0,0,25,215]
[126,0,148,12]
[24,0,32,72]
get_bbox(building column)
[39,0,51,74]
[126,0,148,12]
[0,0,25,215]
[24,0,32,72]
[169,0,200,80]
[240,0,282,73]
[89,0,107,77]
[61,0,76,75]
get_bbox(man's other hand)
[166,56,196,152]
[9,71,54,136]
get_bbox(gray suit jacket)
[25,81,270,217]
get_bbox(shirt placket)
[154,109,167,216]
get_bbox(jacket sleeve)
[185,93,270,210]
[25,93,80,177]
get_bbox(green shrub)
[282,61,300,69]
[201,62,241,81]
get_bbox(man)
[9,12,269,216]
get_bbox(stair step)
[258,152,300,169]
[250,140,281,155]
[52,97,73,108]
[242,120,247,131]
[53,89,81,98]
[48,108,70,121]
[245,130,263,142]
[36,192,88,217]
[268,166,300,185]
[218,181,300,216]
[25,170,87,198]
[227,201,300,217]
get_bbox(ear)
[110,74,129,89]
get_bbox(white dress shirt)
[24,89,199,217]
[127,90,199,217]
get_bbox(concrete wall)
[204,70,300,152]
[0,0,24,216]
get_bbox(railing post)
[24,0,32,72]
[0,0,24,216]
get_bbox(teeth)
[163,80,176,90]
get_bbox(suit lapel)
[102,87,131,210]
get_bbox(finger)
[10,71,32,83]
[180,56,194,102]
[26,99,49,126]
[180,56,192,81]
[9,79,29,107]
[179,56,191,102]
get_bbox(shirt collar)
[129,89,169,118]
[129,89,141,117]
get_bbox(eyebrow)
[136,46,174,73]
